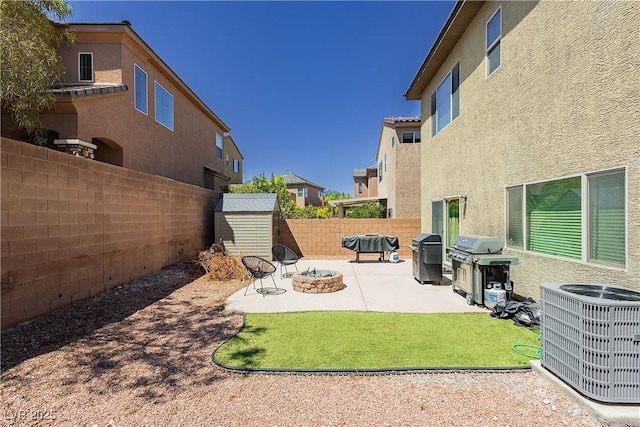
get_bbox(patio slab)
[224,259,487,314]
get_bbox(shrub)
[198,240,249,281]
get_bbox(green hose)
[512,343,541,359]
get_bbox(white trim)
[54,138,97,149]
[504,166,627,269]
[486,6,502,77]
[154,81,174,131]
[78,52,93,82]
[134,63,148,116]
[431,60,460,135]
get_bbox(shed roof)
[214,193,279,212]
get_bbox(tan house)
[281,172,325,207]
[353,164,378,199]
[374,117,421,218]
[223,134,243,185]
[405,1,640,299]
[1,21,237,192]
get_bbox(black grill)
[411,233,442,284]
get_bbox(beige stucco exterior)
[408,1,640,300]
[375,118,422,218]
[223,135,244,184]
[1,22,240,192]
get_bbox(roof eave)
[404,0,485,100]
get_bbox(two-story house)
[374,117,421,218]
[353,164,378,199]
[405,1,639,299]
[281,172,325,207]
[1,21,239,193]
[223,134,243,185]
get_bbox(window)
[506,187,524,248]
[79,53,93,82]
[358,182,363,194]
[216,133,223,159]
[154,81,174,131]
[134,64,147,114]
[588,171,625,265]
[298,187,308,198]
[506,169,626,267]
[402,132,421,143]
[391,136,395,147]
[378,161,383,182]
[226,154,229,165]
[318,190,322,199]
[487,8,502,75]
[431,62,459,135]
[233,159,239,173]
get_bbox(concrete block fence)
[1,138,220,329]
[279,218,421,259]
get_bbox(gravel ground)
[1,262,602,426]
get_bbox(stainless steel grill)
[410,234,442,284]
[446,235,518,306]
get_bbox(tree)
[346,202,386,219]
[229,174,298,217]
[1,0,75,145]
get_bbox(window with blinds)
[506,168,626,267]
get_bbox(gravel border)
[1,262,601,426]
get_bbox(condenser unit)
[540,283,640,403]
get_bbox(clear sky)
[68,1,455,196]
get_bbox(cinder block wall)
[1,138,219,329]
[280,218,421,258]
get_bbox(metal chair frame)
[271,244,299,279]
[241,256,278,297]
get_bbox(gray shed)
[214,193,280,260]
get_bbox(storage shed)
[214,193,280,259]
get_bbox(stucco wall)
[279,218,421,259]
[419,1,640,299]
[44,24,228,190]
[1,138,220,329]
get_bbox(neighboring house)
[374,117,421,218]
[223,134,244,185]
[280,172,325,207]
[1,21,235,192]
[353,164,378,199]
[404,1,639,299]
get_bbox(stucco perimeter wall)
[1,138,219,329]
[279,219,421,258]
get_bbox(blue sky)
[68,1,455,196]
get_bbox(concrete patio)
[225,258,487,314]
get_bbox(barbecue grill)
[410,234,442,284]
[446,235,518,306]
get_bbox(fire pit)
[292,269,343,293]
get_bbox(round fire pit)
[292,269,343,294]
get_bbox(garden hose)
[511,343,541,359]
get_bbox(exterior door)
[431,199,444,262]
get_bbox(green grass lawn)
[213,312,540,370]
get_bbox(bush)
[198,240,249,281]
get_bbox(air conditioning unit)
[540,283,640,403]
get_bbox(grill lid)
[412,233,441,245]
[452,235,504,254]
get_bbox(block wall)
[1,138,219,329]
[279,218,421,258]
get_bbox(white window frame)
[486,7,502,77]
[233,158,240,173]
[134,64,148,115]
[154,81,174,131]
[78,52,93,82]
[216,133,223,159]
[431,61,460,136]
[358,182,363,194]
[505,167,627,269]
